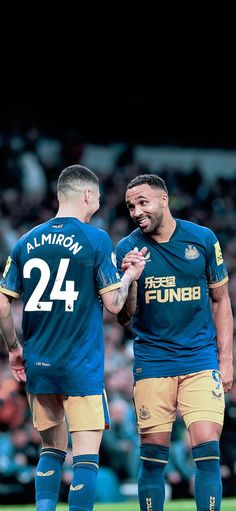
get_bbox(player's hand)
[219,359,233,393]
[9,345,26,383]
[122,247,148,272]
[123,247,147,281]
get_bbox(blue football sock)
[192,441,222,511]
[69,454,99,511]
[35,447,66,511]
[138,443,169,511]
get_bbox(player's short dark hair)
[57,165,99,193]
[127,174,168,193]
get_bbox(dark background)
[1,88,236,149]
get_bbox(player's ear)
[84,188,91,203]
[162,193,168,208]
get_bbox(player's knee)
[40,431,68,452]
[41,439,68,451]
[39,421,68,451]
[189,422,222,446]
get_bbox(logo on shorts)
[211,370,222,399]
[139,405,152,420]
[185,245,200,260]
[212,390,222,399]
[212,370,221,390]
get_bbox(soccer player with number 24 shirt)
[0,165,146,511]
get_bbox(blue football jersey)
[116,219,228,380]
[0,217,121,395]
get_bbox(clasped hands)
[122,246,147,281]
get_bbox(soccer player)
[116,174,233,511]
[0,165,146,511]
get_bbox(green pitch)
[0,499,235,511]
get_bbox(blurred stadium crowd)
[0,127,236,503]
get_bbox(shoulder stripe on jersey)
[0,287,20,299]
[209,276,229,288]
[99,283,122,295]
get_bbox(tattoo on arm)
[112,278,131,308]
[10,337,21,351]
[116,281,138,325]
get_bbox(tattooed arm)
[101,258,145,315]
[0,292,26,382]
[116,280,137,326]
[116,246,147,325]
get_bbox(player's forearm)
[110,272,135,314]
[0,316,19,352]
[117,281,137,326]
[0,294,19,351]
[212,295,233,362]
[102,272,136,315]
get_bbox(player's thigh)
[133,377,178,434]
[63,390,110,433]
[177,369,225,430]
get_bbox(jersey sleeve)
[205,230,228,288]
[94,231,122,295]
[0,243,22,298]
[115,239,128,275]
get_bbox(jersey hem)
[133,365,219,380]
[26,388,105,396]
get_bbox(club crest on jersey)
[139,405,152,420]
[185,245,200,260]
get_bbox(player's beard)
[136,209,164,235]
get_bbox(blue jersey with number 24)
[0,217,121,395]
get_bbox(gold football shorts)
[28,390,110,432]
[133,370,225,433]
